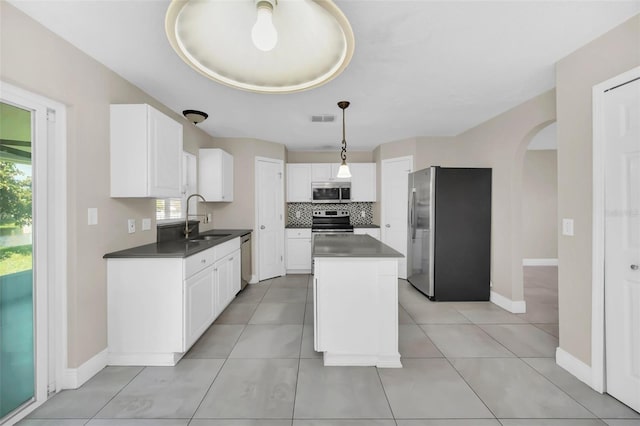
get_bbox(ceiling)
[9,1,640,151]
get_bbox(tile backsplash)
[287,202,374,227]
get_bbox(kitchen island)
[313,234,403,368]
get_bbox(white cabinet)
[286,164,312,202]
[354,228,381,240]
[184,267,216,350]
[350,163,377,202]
[311,163,350,182]
[107,237,241,366]
[286,228,312,273]
[199,148,233,202]
[110,104,183,198]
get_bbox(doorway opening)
[520,121,559,334]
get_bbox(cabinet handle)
[214,268,218,272]
[260,225,266,230]
[632,264,639,270]
[385,224,391,228]
[229,257,234,261]
[201,259,206,264]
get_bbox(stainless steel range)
[311,210,354,234]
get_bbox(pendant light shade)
[337,101,351,178]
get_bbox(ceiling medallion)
[165,0,355,94]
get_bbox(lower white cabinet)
[354,228,381,240]
[286,228,312,273]
[107,237,241,366]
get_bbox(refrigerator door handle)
[410,189,417,240]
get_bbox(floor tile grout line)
[442,355,499,420]
[187,346,232,422]
[374,366,399,422]
[86,365,147,421]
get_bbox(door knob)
[632,264,639,271]
[260,225,266,230]
[385,224,391,228]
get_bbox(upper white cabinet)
[110,104,183,198]
[311,163,350,182]
[199,148,233,202]
[286,163,312,202]
[350,163,377,202]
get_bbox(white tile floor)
[20,268,640,425]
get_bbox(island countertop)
[103,229,251,259]
[313,234,403,258]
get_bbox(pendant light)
[336,101,352,179]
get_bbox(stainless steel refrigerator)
[407,167,492,301]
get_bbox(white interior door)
[256,158,284,281]
[604,77,640,412]
[381,156,413,279]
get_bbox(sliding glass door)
[0,101,34,420]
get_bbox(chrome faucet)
[184,193,207,239]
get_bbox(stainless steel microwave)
[311,182,351,203]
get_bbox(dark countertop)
[286,224,380,229]
[313,234,403,258]
[104,229,252,259]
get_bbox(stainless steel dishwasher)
[240,233,251,291]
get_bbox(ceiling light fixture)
[183,109,208,125]
[165,0,355,94]
[251,0,278,52]
[336,101,351,179]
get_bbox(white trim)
[0,82,68,423]
[323,352,402,368]
[254,156,285,281]
[490,290,526,314]
[591,66,640,394]
[522,258,558,266]
[108,351,182,367]
[61,349,108,389]
[556,347,593,389]
[248,274,259,284]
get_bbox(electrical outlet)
[361,211,366,218]
[207,213,212,223]
[562,218,574,236]
[142,218,151,231]
[296,211,301,219]
[127,219,136,234]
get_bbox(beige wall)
[0,3,217,367]
[522,150,558,259]
[286,150,373,163]
[556,14,640,365]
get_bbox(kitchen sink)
[187,234,231,243]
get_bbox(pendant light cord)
[338,101,350,163]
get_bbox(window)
[156,152,197,222]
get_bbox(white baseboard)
[249,274,259,284]
[286,269,311,274]
[490,290,527,314]
[61,348,108,389]
[523,258,558,266]
[556,347,593,389]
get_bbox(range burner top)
[312,210,354,233]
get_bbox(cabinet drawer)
[213,237,241,260]
[185,247,216,278]
[286,228,312,239]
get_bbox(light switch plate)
[361,211,366,218]
[296,211,301,219]
[127,219,136,234]
[562,218,574,236]
[207,213,213,223]
[142,218,151,231]
[88,208,98,225]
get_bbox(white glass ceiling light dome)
[165,0,355,94]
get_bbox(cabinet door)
[184,267,216,350]
[226,250,241,297]
[286,164,312,202]
[148,106,183,197]
[311,163,332,181]
[221,150,234,201]
[214,258,229,316]
[350,163,376,202]
[286,238,312,270]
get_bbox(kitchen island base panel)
[323,353,402,368]
[314,257,401,368]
